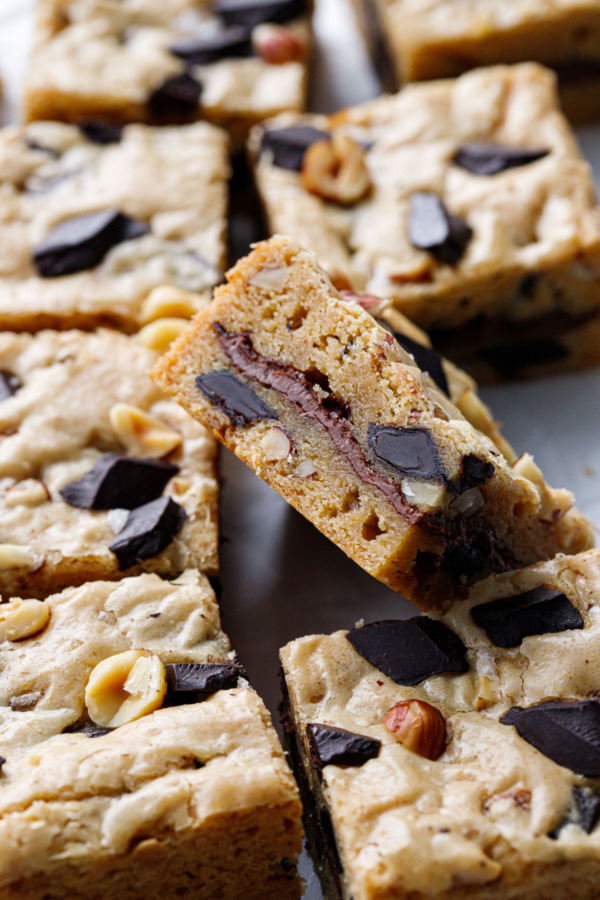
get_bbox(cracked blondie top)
[354,0,600,121]
[25,0,311,143]
[0,329,218,596]
[250,64,600,380]
[0,571,302,900]
[280,548,600,900]
[153,235,593,609]
[0,120,228,333]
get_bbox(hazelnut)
[0,598,50,642]
[4,479,50,508]
[139,285,200,325]
[137,317,190,353]
[85,650,167,728]
[0,544,36,569]
[253,23,306,64]
[383,699,446,760]
[109,403,182,459]
[475,675,497,711]
[301,134,370,205]
[261,426,292,460]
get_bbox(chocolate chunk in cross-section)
[453,143,549,177]
[368,424,446,483]
[408,192,472,266]
[165,661,247,702]
[0,370,21,401]
[214,0,307,29]
[346,618,468,686]
[471,586,584,648]
[109,496,187,569]
[60,453,178,511]
[196,370,278,426]
[33,208,149,277]
[448,454,495,494]
[148,73,203,122]
[391,331,449,396]
[260,125,330,171]
[306,723,381,770]
[501,700,600,777]
[79,122,124,145]
[170,27,254,64]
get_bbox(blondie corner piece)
[0,570,302,900]
[24,0,312,145]
[0,121,228,333]
[351,0,600,123]
[152,235,592,609]
[250,64,600,381]
[0,329,219,596]
[280,548,600,900]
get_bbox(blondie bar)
[250,64,600,380]
[25,0,311,144]
[153,235,593,609]
[0,570,302,899]
[0,328,218,596]
[0,120,228,333]
[280,548,600,900]
[352,0,600,122]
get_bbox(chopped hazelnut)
[383,699,446,760]
[301,134,370,205]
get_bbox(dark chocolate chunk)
[79,122,124,144]
[165,661,247,699]
[33,208,149,277]
[454,143,549,177]
[67,722,111,738]
[148,73,202,121]
[196,369,278,426]
[306,723,381,769]
[368,424,446,484]
[214,0,306,28]
[480,340,568,374]
[447,453,495,495]
[471,586,583,648]
[408,192,472,266]
[501,700,600,777]
[260,125,330,171]
[0,370,21,401]
[170,26,253,64]
[573,786,600,834]
[10,692,42,711]
[346,618,468,686]
[391,331,449,396]
[0,756,5,772]
[60,453,178,511]
[109,496,187,569]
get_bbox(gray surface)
[2,1,600,896]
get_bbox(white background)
[2,0,600,895]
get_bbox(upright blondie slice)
[25,0,312,144]
[0,120,228,333]
[280,548,600,900]
[0,328,218,596]
[352,0,600,121]
[250,64,600,380]
[153,236,592,609]
[0,570,302,899]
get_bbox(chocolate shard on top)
[59,453,178,511]
[109,496,187,570]
[408,192,473,266]
[501,699,600,777]
[454,143,549,177]
[0,370,21,401]
[368,425,446,484]
[214,0,306,29]
[390,331,449,397]
[165,661,247,698]
[346,618,469,686]
[196,369,278,426]
[79,122,124,145]
[170,27,254,64]
[306,723,381,770]
[260,125,330,171]
[33,208,149,278]
[148,73,203,122]
[471,586,584,648]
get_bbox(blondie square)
[250,64,600,380]
[280,548,600,900]
[0,120,228,333]
[153,235,593,609]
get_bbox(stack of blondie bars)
[2,0,600,898]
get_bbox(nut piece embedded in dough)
[137,317,191,353]
[261,426,292,460]
[0,598,50,642]
[85,649,167,728]
[0,544,36,569]
[383,699,446,760]
[253,24,306,64]
[109,403,182,459]
[301,135,370,205]
[139,285,200,325]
